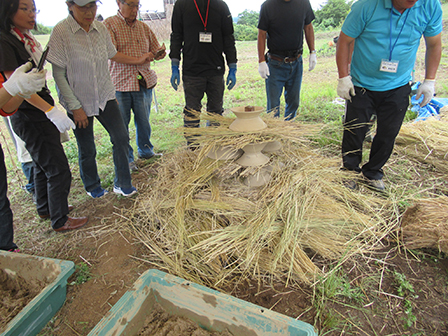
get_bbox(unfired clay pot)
[262,140,282,153]
[229,106,267,132]
[235,142,269,167]
[206,146,243,161]
[244,168,272,187]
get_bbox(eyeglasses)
[120,1,142,9]
[19,7,40,15]
[75,3,98,13]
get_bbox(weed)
[393,270,418,329]
[71,262,92,285]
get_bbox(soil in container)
[138,302,234,336]
[0,268,47,332]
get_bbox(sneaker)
[113,185,137,197]
[87,186,108,198]
[138,152,163,160]
[129,161,139,172]
[363,177,385,191]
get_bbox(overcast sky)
[34,0,327,27]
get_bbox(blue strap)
[389,7,411,61]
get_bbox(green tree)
[314,0,352,29]
[234,24,258,41]
[236,10,259,27]
[32,23,52,35]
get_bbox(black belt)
[267,53,302,63]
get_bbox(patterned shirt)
[47,15,117,116]
[104,12,161,91]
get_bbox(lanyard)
[389,6,410,61]
[194,0,211,31]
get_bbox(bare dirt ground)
[6,159,446,336]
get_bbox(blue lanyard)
[389,6,410,61]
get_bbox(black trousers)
[11,115,71,229]
[342,83,411,180]
[0,144,17,250]
[182,75,224,135]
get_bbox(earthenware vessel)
[206,146,243,160]
[236,142,269,167]
[229,106,267,132]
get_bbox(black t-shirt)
[0,32,53,122]
[258,0,315,54]
[169,0,237,77]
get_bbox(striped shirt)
[47,15,117,116]
[104,12,160,91]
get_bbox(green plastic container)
[88,269,317,336]
[0,251,75,336]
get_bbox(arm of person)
[52,64,88,129]
[4,70,52,112]
[423,33,442,80]
[304,23,315,54]
[257,29,267,63]
[0,89,23,114]
[110,51,153,65]
[336,32,355,78]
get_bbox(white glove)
[258,61,270,79]
[45,106,75,133]
[3,62,46,98]
[337,76,356,101]
[416,79,435,107]
[309,52,317,71]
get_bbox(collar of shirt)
[67,13,100,34]
[117,10,136,28]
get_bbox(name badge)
[199,32,212,43]
[380,59,399,73]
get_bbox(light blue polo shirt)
[342,0,442,91]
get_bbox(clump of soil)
[139,303,233,336]
[0,268,47,332]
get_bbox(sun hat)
[70,0,98,6]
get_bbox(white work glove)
[337,76,356,101]
[45,106,75,133]
[416,79,435,107]
[258,61,270,79]
[309,52,317,71]
[3,62,46,98]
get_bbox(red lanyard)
[194,0,210,31]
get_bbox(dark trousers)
[11,116,71,229]
[342,84,410,180]
[182,75,224,132]
[0,144,17,251]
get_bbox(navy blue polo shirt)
[342,0,442,91]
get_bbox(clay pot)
[235,142,269,167]
[262,140,282,153]
[229,106,267,132]
[206,146,243,161]
[243,168,272,187]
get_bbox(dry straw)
[117,110,407,289]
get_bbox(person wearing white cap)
[47,0,153,198]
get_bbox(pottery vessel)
[229,106,267,132]
[236,142,269,167]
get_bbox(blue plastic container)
[88,269,317,336]
[0,251,75,336]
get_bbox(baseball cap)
[70,0,99,6]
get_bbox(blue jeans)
[70,100,132,191]
[266,56,303,120]
[21,161,34,193]
[116,88,154,162]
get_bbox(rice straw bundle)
[401,196,448,253]
[120,115,398,288]
[396,116,448,173]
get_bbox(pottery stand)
[235,142,269,167]
[206,146,243,161]
[229,106,267,132]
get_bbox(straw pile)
[395,115,448,174]
[120,111,399,288]
[401,196,448,253]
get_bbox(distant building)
[139,0,175,41]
